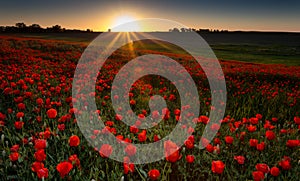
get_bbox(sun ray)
[111,15,141,32]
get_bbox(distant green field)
[211,44,300,66]
[2,32,300,66]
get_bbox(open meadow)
[0,33,299,180]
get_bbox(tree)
[30,24,41,29]
[15,22,26,29]
[51,25,62,32]
[0,26,5,32]
[172,28,180,32]
[28,24,42,33]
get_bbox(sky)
[0,0,299,32]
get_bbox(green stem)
[136,167,146,181]
[105,160,109,180]
[162,161,168,180]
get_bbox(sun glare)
[111,15,141,32]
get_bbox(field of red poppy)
[0,35,299,180]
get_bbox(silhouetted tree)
[15,22,26,29]
[171,28,180,32]
[0,26,5,32]
[28,24,42,33]
[50,25,62,32]
[30,24,41,29]
[15,22,27,32]
[0,22,102,33]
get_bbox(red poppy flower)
[115,114,122,121]
[105,121,114,127]
[9,152,19,162]
[294,117,300,125]
[125,144,136,157]
[186,155,195,163]
[213,145,220,154]
[16,112,24,119]
[286,140,300,148]
[199,115,209,124]
[249,139,258,147]
[256,114,262,120]
[14,121,24,129]
[36,116,42,123]
[271,117,278,122]
[211,160,225,174]
[250,117,259,125]
[234,155,245,165]
[252,171,264,181]
[184,139,194,149]
[0,112,6,120]
[10,144,20,152]
[31,161,44,172]
[151,110,160,119]
[256,142,265,151]
[247,125,257,132]
[206,144,214,153]
[162,108,170,120]
[46,108,57,119]
[265,130,276,140]
[270,166,280,176]
[69,135,80,147]
[169,94,176,101]
[58,124,65,131]
[37,167,49,179]
[138,130,147,142]
[210,123,220,131]
[99,144,113,158]
[164,140,181,163]
[17,103,25,110]
[148,169,160,180]
[124,138,132,144]
[264,120,274,129]
[36,98,44,106]
[34,139,47,150]
[56,161,73,178]
[42,129,51,139]
[255,163,270,173]
[68,154,80,167]
[279,156,291,170]
[123,156,134,174]
[153,135,160,142]
[280,129,287,134]
[34,149,46,162]
[239,131,246,141]
[225,136,234,144]
[214,138,221,145]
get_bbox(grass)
[0,35,299,180]
[1,32,299,66]
[212,44,300,66]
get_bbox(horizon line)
[0,23,299,34]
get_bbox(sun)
[113,15,135,27]
[111,15,141,32]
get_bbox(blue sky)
[0,0,299,32]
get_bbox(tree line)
[0,22,94,33]
[169,27,229,33]
[0,22,232,33]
